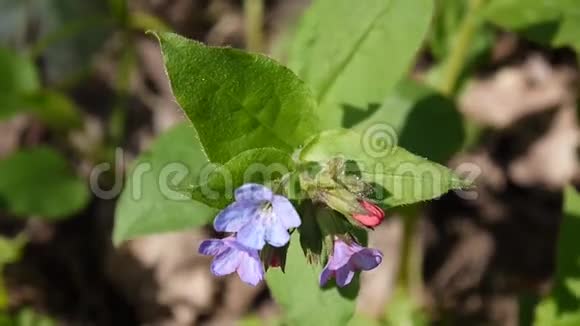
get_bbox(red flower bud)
[352,200,384,227]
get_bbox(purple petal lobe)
[264,222,290,247]
[198,239,225,256]
[213,202,257,232]
[319,265,333,286]
[335,266,355,287]
[236,221,266,250]
[328,240,354,269]
[272,195,301,229]
[352,249,383,270]
[235,184,273,202]
[211,248,241,276]
[237,251,264,286]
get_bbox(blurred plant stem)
[244,0,265,52]
[108,0,129,27]
[395,205,424,305]
[108,38,134,149]
[29,16,113,60]
[438,0,488,150]
[439,0,486,96]
[0,234,27,310]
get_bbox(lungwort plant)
[113,0,473,324]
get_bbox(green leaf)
[383,287,428,326]
[15,309,56,326]
[155,32,320,163]
[113,123,217,245]
[484,0,561,31]
[0,235,26,267]
[267,232,357,325]
[0,48,81,130]
[299,129,466,207]
[190,148,295,209]
[0,47,40,119]
[533,186,580,325]
[347,314,381,326]
[22,91,83,130]
[0,235,25,310]
[551,14,580,52]
[287,0,434,130]
[0,148,89,219]
[349,80,464,164]
[484,0,580,51]
[0,48,39,94]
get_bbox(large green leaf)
[534,186,580,325]
[484,0,580,51]
[349,80,464,164]
[299,130,466,207]
[0,148,89,219]
[113,123,217,245]
[190,148,295,209]
[288,0,433,130]
[267,232,357,325]
[155,32,320,163]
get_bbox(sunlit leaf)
[299,129,467,207]
[288,0,434,129]
[267,232,357,325]
[189,148,295,209]
[114,124,217,245]
[156,32,320,163]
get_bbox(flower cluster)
[199,177,385,287]
[198,184,300,286]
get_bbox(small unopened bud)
[261,245,288,271]
[352,200,385,227]
[318,187,361,218]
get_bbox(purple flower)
[213,184,301,250]
[320,239,383,287]
[198,236,264,286]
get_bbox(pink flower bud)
[352,200,384,227]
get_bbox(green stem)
[440,0,486,96]
[109,35,134,148]
[29,16,113,60]
[396,205,421,293]
[244,0,265,52]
